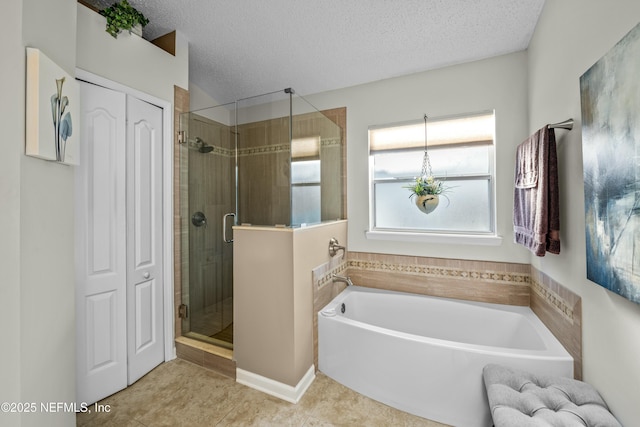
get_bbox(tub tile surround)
[312,251,582,380]
[530,266,582,380]
[347,252,531,306]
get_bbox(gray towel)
[515,135,539,189]
[513,126,560,256]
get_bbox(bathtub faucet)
[332,274,353,287]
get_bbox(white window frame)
[366,111,502,246]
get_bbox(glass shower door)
[179,106,235,349]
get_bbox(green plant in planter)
[404,175,454,214]
[404,175,450,198]
[99,0,150,38]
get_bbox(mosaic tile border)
[530,278,575,324]
[346,259,530,286]
[238,137,342,157]
[321,137,342,148]
[238,143,290,157]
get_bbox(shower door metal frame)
[179,106,236,348]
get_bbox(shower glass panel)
[291,94,344,225]
[236,89,343,227]
[236,90,292,226]
[179,89,343,348]
[179,103,236,349]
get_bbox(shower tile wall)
[237,109,345,226]
[237,118,291,226]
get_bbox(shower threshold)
[183,331,233,351]
[175,336,236,379]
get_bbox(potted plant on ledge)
[100,0,150,38]
[405,175,450,214]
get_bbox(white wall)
[527,1,640,424]
[307,52,531,263]
[0,3,189,426]
[304,2,640,423]
[76,3,188,102]
[1,0,79,426]
[0,0,25,425]
[188,82,233,125]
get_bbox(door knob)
[143,271,150,279]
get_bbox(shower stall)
[178,89,344,349]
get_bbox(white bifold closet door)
[76,81,164,405]
[125,94,164,385]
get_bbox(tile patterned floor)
[76,359,449,426]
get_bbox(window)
[291,137,321,225]
[369,111,497,241]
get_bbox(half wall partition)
[178,89,344,348]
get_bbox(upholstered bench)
[483,364,622,427]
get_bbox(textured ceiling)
[87,0,545,104]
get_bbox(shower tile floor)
[76,358,449,426]
[189,297,234,338]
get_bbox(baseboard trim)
[236,365,315,404]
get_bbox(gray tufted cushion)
[483,364,622,427]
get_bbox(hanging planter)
[415,194,439,214]
[405,114,451,214]
[406,175,449,213]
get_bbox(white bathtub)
[318,286,573,427]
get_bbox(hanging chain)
[421,114,433,178]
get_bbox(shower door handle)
[223,213,235,243]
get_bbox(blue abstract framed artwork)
[26,47,79,165]
[580,23,640,304]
